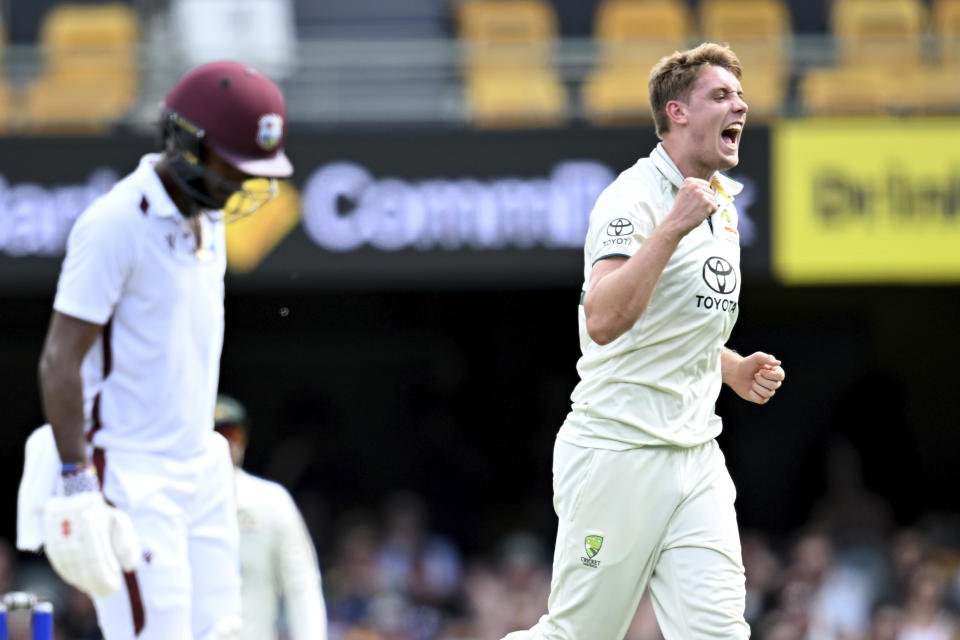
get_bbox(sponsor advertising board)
[0,127,770,291]
[774,118,960,284]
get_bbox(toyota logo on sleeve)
[606,218,634,236]
[702,256,737,294]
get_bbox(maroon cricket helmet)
[164,61,293,178]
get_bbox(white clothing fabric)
[54,153,227,458]
[92,432,240,640]
[234,469,327,640]
[559,143,743,450]
[504,439,748,640]
[16,425,62,552]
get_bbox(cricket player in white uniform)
[213,395,328,640]
[502,43,786,640]
[35,61,293,640]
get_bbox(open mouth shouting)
[721,122,743,150]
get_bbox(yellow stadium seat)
[901,67,960,113]
[800,66,903,115]
[594,0,691,43]
[698,0,791,117]
[803,64,960,115]
[0,83,13,134]
[594,0,690,64]
[0,17,11,133]
[458,0,567,125]
[458,0,557,41]
[582,65,653,124]
[831,0,928,68]
[24,3,140,132]
[584,0,691,122]
[698,0,790,65]
[932,0,960,66]
[809,0,960,116]
[458,0,558,70]
[465,67,567,127]
[738,64,787,119]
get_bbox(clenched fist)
[667,177,718,236]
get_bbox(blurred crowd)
[5,464,960,640]
[271,484,960,640]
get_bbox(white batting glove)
[42,463,140,598]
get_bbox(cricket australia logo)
[581,535,604,568]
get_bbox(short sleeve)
[585,190,658,267]
[53,205,137,325]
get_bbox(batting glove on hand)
[42,464,140,598]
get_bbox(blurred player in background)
[213,394,328,640]
[33,61,292,640]
[502,43,786,640]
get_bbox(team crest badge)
[720,206,739,241]
[256,113,284,150]
[584,535,604,559]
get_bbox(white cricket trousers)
[92,431,241,640]
[504,438,749,640]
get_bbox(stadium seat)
[458,0,558,70]
[800,66,899,115]
[583,64,653,124]
[0,81,12,134]
[465,66,567,127]
[802,64,960,115]
[458,0,567,126]
[0,17,12,133]
[698,0,790,63]
[594,0,690,45]
[583,0,691,123]
[932,0,960,66]
[698,0,791,118]
[736,64,788,119]
[804,0,956,115]
[592,0,690,66]
[24,3,139,132]
[900,67,960,113]
[831,0,928,68]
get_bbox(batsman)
[29,61,292,640]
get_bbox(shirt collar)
[134,153,182,219]
[650,142,744,197]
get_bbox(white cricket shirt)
[558,143,743,449]
[54,154,226,457]
[235,469,327,640]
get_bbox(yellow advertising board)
[773,118,960,283]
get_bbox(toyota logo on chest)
[702,256,737,294]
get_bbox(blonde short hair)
[649,42,742,138]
